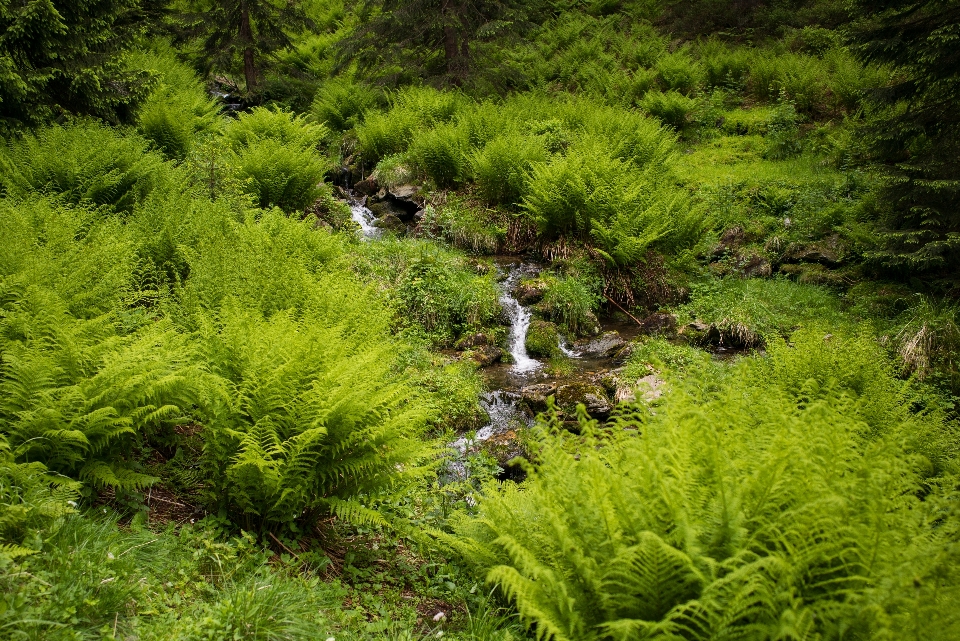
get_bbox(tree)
[178,0,311,96]
[339,0,528,86]
[851,0,960,280]
[0,0,157,133]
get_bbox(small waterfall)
[349,199,380,239]
[500,265,541,374]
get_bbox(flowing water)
[499,263,543,375]
[349,198,381,239]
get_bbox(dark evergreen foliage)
[852,0,960,278]
[175,0,312,94]
[339,0,530,85]
[0,0,158,133]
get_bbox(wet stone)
[574,331,627,358]
[469,345,503,367]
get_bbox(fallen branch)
[269,531,299,559]
[603,294,644,327]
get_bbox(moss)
[525,320,561,358]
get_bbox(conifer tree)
[851,0,960,280]
[0,0,157,133]
[178,0,311,95]
[340,0,528,85]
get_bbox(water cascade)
[499,264,542,374]
[349,197,380,239]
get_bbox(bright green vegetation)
[2,0,960,639]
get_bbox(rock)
[556,382,612,420]
[389,184,418,200]
[639,312,677,336]
[333,185,350,200]
[512,280,547,305]
[374,213,405,231]
[520,383,558,413]
[574,331,626,358]
[469,345,503,367]
[525,320,561,358]
[481,430,528,481]
[413,209,426,223]
[782,235,844,266]
[682,320,720,345]
[457,333,493,349]
[353,175,379,196]
[583,393,612,419]
[635,374,665,402]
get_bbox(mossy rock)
[525,320,561,358]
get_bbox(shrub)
[199,300,433,532]
[682,277,845,347]
[525,320,562,358]
[538,275,599,336]
[0,123,166,214]
[471,133,547,206]
[409,122,468,187]
[356,108,420,163]
[130,45,222,160]
[763,94,803,160]
[449,335,959,641]
[655,49,704,94]
[893,295,960,392]
[222,106,327,152]
[640,91,701,132]
[310,76,382,132]
[232,139,327,211]
[222,108,329,212]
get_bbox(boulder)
[525,320,561,358]
[468,345,503,367]
[512,280,548,305]
[520,383,557,413]
[574,331,626,358]
[457,332,493,349]
[556,381,612,420]
[353,175,379,196]
[639,312,677,336]
[389,184,419,200]
[374,213,405,232]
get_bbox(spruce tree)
[340,0,528,85]
[0,0,156,133]
[178,0,311,96]
[851,0,960,280]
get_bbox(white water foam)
[350,200,381,239]
[500,265,541,374]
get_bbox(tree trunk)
[441,1,462,85]
[240,4,257,93]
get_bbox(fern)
[450,332,960,640]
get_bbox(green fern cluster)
[0,434,80,562]
[199,300,432,531]
[355,88,702,265]
[449,329,960,640]
[0,123,166,214]
[222,107,330,212]
[131,44,223,160]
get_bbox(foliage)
[471,132,547,206]
[311,76,383,132]
[525,320,561,358]
[340,0,530,85]
[893,294,960,392]
[351,238,502,346]
[176,0,312,94]
[851,0,960,278]
[131,44,223,160]
[449,330,960,641]
[0,123,167,215]
[0,435,80,562]
[682,277,845,347]
[221,107,329,212]
[0,0,156,133]
[537,274,599,336]
[198,300,433,532]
